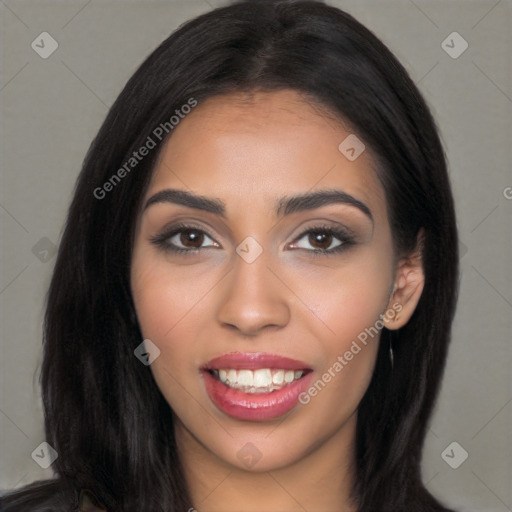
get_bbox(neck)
[176,413,359,512]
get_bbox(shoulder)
[0,479,77,512]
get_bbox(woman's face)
[130,89,399,472]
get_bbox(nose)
[216,249,291,336]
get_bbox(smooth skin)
[130,89,424,512]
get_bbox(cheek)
[130,247,232,411]
[285,249,392,349]
[283,252,391,408]
[131,247,220,343]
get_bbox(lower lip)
[202,370,313,421]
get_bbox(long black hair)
[1,1,459,510]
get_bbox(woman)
[1,0,459,510]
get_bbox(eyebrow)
[144,188,373,223]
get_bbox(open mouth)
[201,353,314,421]
[208,368,310,394]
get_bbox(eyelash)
[149,222,355,257]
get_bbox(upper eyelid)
[152,222,218,245]
[155,216,355,235]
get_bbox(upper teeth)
[214,368,304,393]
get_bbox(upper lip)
[203,352,312,371]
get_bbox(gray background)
[1,0,511,511]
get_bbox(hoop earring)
[77,488,107,511]
[389,337,394,370]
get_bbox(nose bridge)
[216,243,290,334]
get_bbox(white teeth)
[227,369,237,384]
[284,370,294,383]
[237,370,253,387]
[253,369,272,387]
[273,370,284,385]
[212,368,305,393]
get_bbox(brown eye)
[179,229,205,248]
[150,224,219,253]
[308,231,333,250]
[289,225,354,256]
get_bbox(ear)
[383,229,425,330]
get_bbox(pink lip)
[203,352,312,371]
[201,352,313,421]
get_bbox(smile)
[202,352,313,421]
[210,368,305,393]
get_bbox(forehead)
[147,89,387,221]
